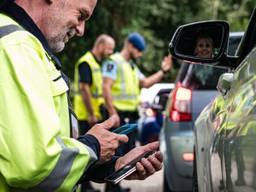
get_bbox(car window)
[183,64,227,90]
[227,33,243,56]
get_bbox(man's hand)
[111,112,120,127]
[88,115,98,127]
[115,142,163,180]
[87,115,128,161]
[161,55,173,72]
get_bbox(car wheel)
[192,148,199,192]
[163,172,173,192]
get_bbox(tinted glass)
[227,34,243,56]
[182,64,227,90]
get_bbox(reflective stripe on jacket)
[110,53,140,111]
[0,13,96,192]
[74,51,104,121]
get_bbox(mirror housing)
[169,21,229,64]
[217,73,234,96]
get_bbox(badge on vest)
[107,63,114,72]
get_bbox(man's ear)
[127,42,135,51]
[99,43,105,51]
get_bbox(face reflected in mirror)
[194,36,214,58]
[171,22,228,62]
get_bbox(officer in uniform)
[103,32,172,128]
[74,34,115,135]
[0,1,163,191]
[102,32,172,191]
[74,35,115,192]
[103,32,172,133]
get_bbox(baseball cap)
[127,32,146,52]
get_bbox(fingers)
[154,151,163,162]
[100,133,128,161]
[115,118,120,127]
[165,55,172,61]
[136,162,147,179]
[99,115,128,143]
[128,157,157,180]
[142,141,160,153]
[137,152,163,176]
[162,55,173,69]
[110,114,119,124]
[148,152,163,171]
[116,134,129,143]
[111,114,120,127]
[97,115,117,130]
[87,116,128,161]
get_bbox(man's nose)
[76,21,85,37]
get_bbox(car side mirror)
[217,72,234,96]
[169,21,229,64]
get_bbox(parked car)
[138,83,174,144]
[160,31,243,191]
[169,8,256,192]
[139,83,174,104]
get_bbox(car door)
[209,95,230,192]
[195,90,231,192]
[194,35,243,192]
[221,48,256,192]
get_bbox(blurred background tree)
[59,0,254,83]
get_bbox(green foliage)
[199,0,254,31]
[59,0,255,83]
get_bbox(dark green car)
[170,8,256,192]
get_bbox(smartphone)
[111,124,137,135]
[104,150,156,184]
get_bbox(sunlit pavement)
[92,168,163,192]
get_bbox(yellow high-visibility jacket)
[109,53,140,111]
[74,51,104,121]
[0,13,96,192]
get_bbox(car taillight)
[169,82,192,122]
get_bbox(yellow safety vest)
[110,53,140,111]
[74,51,104,121]
[0,13,96,192]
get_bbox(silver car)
[168,11,256,192]
[160,32,243,192]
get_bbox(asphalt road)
[92,169,163,192]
